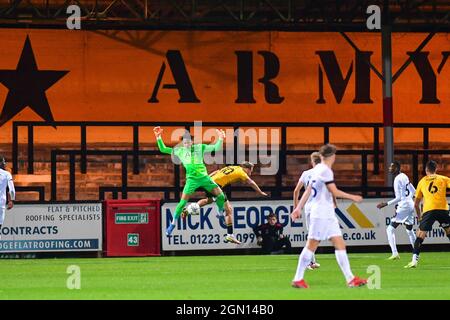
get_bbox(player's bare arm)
[377,201,388,209]
[414,196,422,220]
[6,191,13,210]
[6,177,15,210]
[326,183,362,203]
[298,184,312,211]
[246,178,268,197]
[291,184,312,221]
[378,181,402,209]
[293,180,304,209]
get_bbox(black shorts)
[419,209,450,231]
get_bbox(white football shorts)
[308,215,342,241]
[391,203,415,225]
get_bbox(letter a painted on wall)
[148,50,200,103]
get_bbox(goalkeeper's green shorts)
[182,175,219,196]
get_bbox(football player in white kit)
[376,161,416,260]
[292,151,321,270]
[291,144,367,288]
[0,156,15,239]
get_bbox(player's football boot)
[224,234,241,244]
[347,276,367,288]
[165,224,175,236]
[292,279,309,289]
[387,254,400,260]
[181,207,189,220]
[404,261,418,268]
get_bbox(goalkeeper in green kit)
[154,126,229,238]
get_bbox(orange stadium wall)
[0,29,449,145]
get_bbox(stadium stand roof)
[0,0,448,31]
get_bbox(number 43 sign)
[127,234,140,247]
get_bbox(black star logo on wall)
[0,35,69,126]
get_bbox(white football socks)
[335,250,354,283]
[386,225,398,255]
[406,229,416,248]
[293,248,314,281]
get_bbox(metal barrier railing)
[10,121,450,202]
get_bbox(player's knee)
[417,230,427,239]
[217,192,225,202]
[225,205,233,216]
[306,239,320,251]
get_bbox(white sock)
[311,253,316,264]
[412,254,419,263]
[335,250,354,283]
[406,229,416,248]
[386,225,398,255]
[293,248,314,281]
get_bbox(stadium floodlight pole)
[381,1,394,187]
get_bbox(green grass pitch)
[1,252,449,300]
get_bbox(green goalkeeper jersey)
[156,137,223,179]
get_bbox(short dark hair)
[0,156,5,169]
[319,144,337,158]
[310,152,321,165]
[392,161,401,171]
[241,161,254,170]
[268,213,277,219]
[426,160,437,173]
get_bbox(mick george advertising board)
[0,203,102,253]
[162,199,450,251]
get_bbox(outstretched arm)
[378,179,401,209]
[326,183,362,203]
[203,129,225,152]
[154,126,173,154]
[246,178,268,197]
